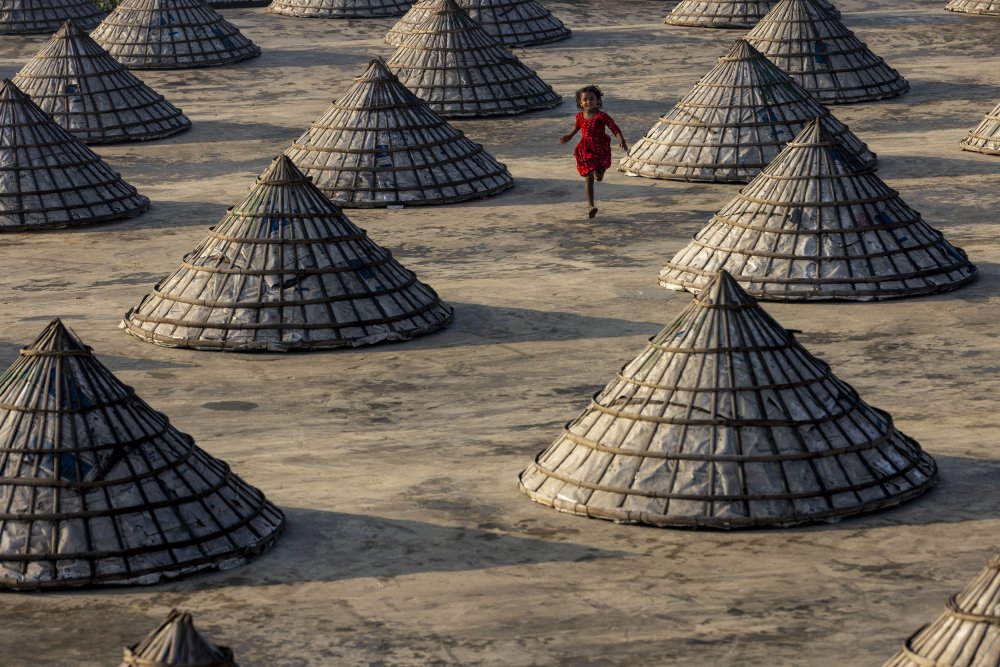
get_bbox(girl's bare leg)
[585,172,598,218]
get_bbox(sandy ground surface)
[1,0,999,664]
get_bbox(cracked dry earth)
[1,0,1000,665]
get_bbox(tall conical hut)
[0,320,285,589]
[745,0,908,104]
[284,57,513,208]
[0,79,149,231]
[960,101,1000,155]
[659,119,977,300]
[12,20,190,144]
[90,0,260,69]
[267,0,411,18]
[385,0,570,47]
[123,155,454,351]
[0,0,103,34]
[665,0,776,29]
[619,39,874,183]
[121,610,236,667]
[386,0,561,117]
[883,555,1000,666]
[945,0,1000,14]
[518,271,939,529]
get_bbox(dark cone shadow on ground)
[171,509,629,590]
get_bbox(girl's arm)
[560,114,582,144]
[604,114,628,151]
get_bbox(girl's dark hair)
[574,85,604,110]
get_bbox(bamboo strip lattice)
[745,0,909,104]
[518,270,939,529]
[665,0,777,29]
[90,0,260,69]
[0,79,149,232]
[122,610,236,667]
[0,320,285,589]
[284,57,513,208]
[659,119,977,300]
[267,0,411,18]
[123,155,454,351]
[0,0,103,34]
[960,101,1000,155]
[12,20,190,144]
[619,39,874,183]
[386,0,561,117]
[884,555,1000,666]
[209,0,268,6]
[386,0,570,47]
[945,0,1000,14]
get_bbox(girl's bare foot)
[588,206,598,219]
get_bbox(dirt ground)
[1,0,999,664]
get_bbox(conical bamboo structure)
[123,155,454,351]
[385,0,570,47]
[0,0,103,34]
[122,610,236,667]
[745,0,909,104]
[945,0,1000,14]
[284,58,513,208]
[665,0,777,29]
[518,271,939,529]
[209,0,268,6]
[267,0,410,18]
[386,0,561,117]
[659,119,977,300]
[619,39,874,183]
[12,21,190,144]
[0,320,285,589]
[0,79,149,231]
[884,555,1000,666]
[90,0,260,69]
[961,101,1000,155]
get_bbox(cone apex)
[257,155,310,185]
[722,38,758,59]
[22,318,90,356]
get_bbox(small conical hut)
[0,79,149,231]
[961,101,1000,155]
[945,0,1000,14]
[123,155,454,351]
[518,271,939,529]
[90,0,260,69]
[619,39,874,183]
[659,119,977,300]
[267,0,411,18]
[122,610,236,667]
[386,0,570,47]
[665,0,776,29]
[386,0,561,117]
[0,0,103,34]
[284,57,513,208]
[12,21,190,144]
[0,320,285,589]
[883,555,1000,666]
[745,0,908,104]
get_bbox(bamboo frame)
[0,0,103,34]
[960,101,1000,155]
[267,0,411,19]
[619,40,874,183]
[284,57,513,208]
[518,271,939,529]
[945,0,1000,14]
[386,0,570,47]
[658,119,978,300]
[0,79,150,232]
[745,0,909,104]
[386,0,561,118]
[665,0,776,29]
[90,0,260,70]
[883,556,1000,666]
[12,20,191,144]
[122,155,454,351]
[0,320,285,589]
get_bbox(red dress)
[572,111,621,177]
